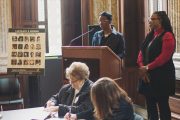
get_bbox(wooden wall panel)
[123,0,147,66]
[61,0,82,46]
[11,0,38,28]
[81,0,90,45]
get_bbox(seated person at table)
[44,62,93,117]
[64,77,134,120]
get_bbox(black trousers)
[145,96,171,120]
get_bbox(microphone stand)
[69,28,94,46]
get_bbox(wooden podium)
[62,46,122,82]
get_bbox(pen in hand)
[68,107,71,118]
[44,113,51,120]
[44,112,57,120]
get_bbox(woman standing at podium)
[44,62,93,117]
[92,11,125,58]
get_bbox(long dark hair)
[153,11,173,33]
[91,77,132,120]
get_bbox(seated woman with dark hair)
[64,77,135,120]
[44,62,93,118]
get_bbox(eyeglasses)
[68,76,79,84]
[99,20,109,23]
[69,79,79,84]
[149,17,159,21]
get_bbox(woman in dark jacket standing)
[137,11,176,120]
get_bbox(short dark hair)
[100,11,112,22]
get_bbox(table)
[1,107,64,120]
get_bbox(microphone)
[69,28,95,46]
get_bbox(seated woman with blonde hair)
[64,77,134,120]
[44,62,93,118]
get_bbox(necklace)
[104,34,109,38]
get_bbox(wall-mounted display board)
[7,28,45,75]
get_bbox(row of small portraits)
[12,44,41,50]
[12,36,41,42]
[11,59,41,65]
[11,52,41,57]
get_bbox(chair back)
[0,76,24,110]
[0,77,20,99]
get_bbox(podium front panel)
[63,58,100,82]
[62,46,122,83]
